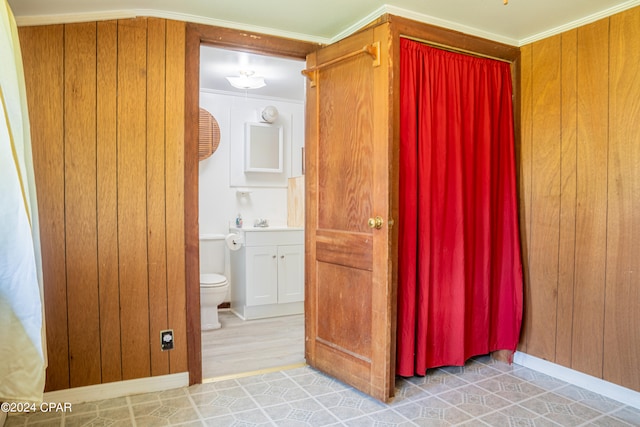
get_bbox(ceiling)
[200,46,306,101]
[8,0,639,101]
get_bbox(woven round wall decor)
[199,107,221,161]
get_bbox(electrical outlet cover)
[160,330,174,351]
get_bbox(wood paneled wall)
[19,18,187,392]
[519,6,640,392]
[17,8,639,395]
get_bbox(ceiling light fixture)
[504,0,508,4]
[225,70,266,90]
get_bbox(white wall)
[198,90,304,276]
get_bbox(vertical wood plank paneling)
[517,44,532,354]
[572,19,609,378]
[18,11,640,394]
[556,29,578,367]
[146,18,170,376]
[23,17,191,391]
[64,22,101,387]
[605,7,640,391]
[19,10,640,394]
[97,20,122,383]
[18,25,69,392]
[527,36,562,361]
[165,19,188,373]
[117,18,151,380]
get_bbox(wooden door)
[304,23,396,402]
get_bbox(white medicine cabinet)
[244,122,284,173]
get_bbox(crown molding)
[518,0,640,45]
[329,5,388,44]
[381,4,520,46]
[14,10,135,26]
[13,8,331,45]
[135,9,330,45]
[12,1,640,47]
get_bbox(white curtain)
[0,0,46,402]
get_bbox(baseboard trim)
[514,352,640,409]
[42,372,189,404]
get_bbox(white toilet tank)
[199,234,226,274]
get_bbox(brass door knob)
[368,216,383,229]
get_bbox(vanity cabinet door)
[277,244,304,303]
[245,246,278,306]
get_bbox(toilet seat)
[200,273,228,288]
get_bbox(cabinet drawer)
[243,230,304,246]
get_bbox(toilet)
[199,234,231,330]
[200,273,229,330]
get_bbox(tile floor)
[5,356,640,426]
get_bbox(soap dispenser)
[235,213,243,228]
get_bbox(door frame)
[184,22,320,385]
[183,16,521,386]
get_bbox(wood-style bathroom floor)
[201,310,305,379]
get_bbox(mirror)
[245,122,283,173]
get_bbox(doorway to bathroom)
[195,38,311,382]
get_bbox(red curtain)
[397,38,523,377]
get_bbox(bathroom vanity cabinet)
[230,227,304,319]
